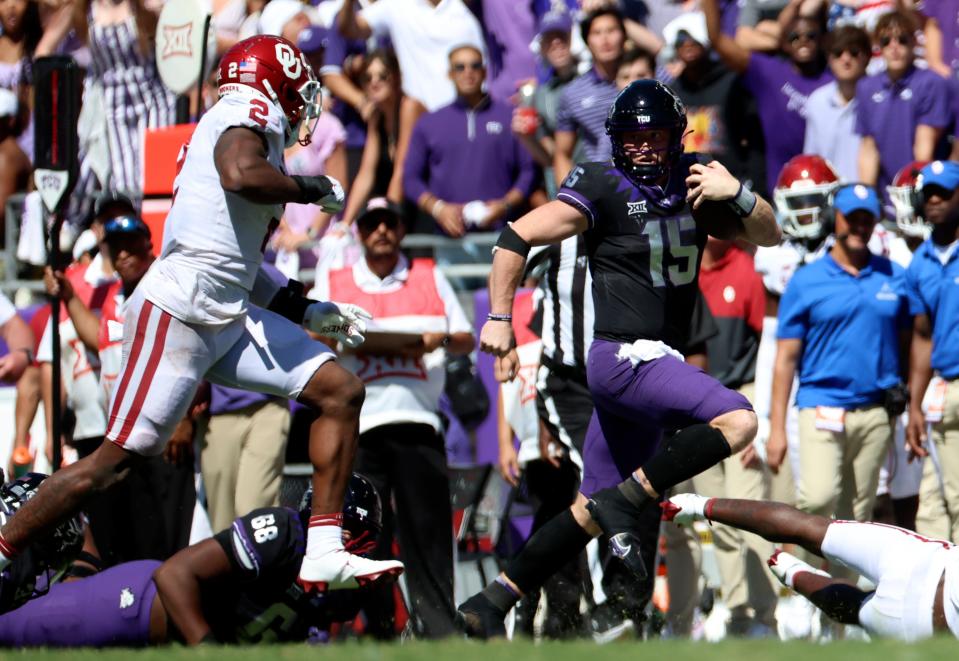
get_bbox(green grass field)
[1,638,956,661]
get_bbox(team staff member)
[311,198,474,638]
[456,79,780,638]
[770,184,910,568]
[905,160,959,541]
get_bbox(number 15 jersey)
[140,93,286,326]
[557,154,729,347]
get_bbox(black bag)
[883,383,910,417]
[444,355,490,430]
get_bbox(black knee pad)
[643,424,732,495]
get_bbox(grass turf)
[1,637,956,661]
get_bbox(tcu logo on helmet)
[275,43,302,79]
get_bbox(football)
[693,199,745,240]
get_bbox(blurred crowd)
[0,0,958,644]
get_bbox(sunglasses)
[921,185,954,203]
[364,71,392,84]
[452,62,484,73]
[788,30,819,43]
[104,215,147,237]
[358,214,401,232]
[879,34,911,48]
[830,47,863,58]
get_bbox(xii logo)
[627,200,647,216]
[162,23,192,59]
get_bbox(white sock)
[306,514,344,559]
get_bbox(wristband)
[493,223,531,258]
[487,313,513,322]
[728,183,757,218]
[16,348,33,363]
[432,200,446,217]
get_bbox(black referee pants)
[355,422,455,639]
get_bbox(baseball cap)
[834,184,881,218]
[538,11,573,38]
[356,197,403,228]
[663,12,710,49]
[298,25,327,54]
[94,191,136,219]
[72,229,99,261]
[258,0,307,37]
[103,215,151,240]
[918,160,959,193]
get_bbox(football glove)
[304,301,372,348]
[292,175,346,213]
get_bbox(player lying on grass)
[664,493,959,641]
[0,474,384,646]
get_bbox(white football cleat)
[297,549,404,593]
[660,493,712,525]
[767,549,829,589]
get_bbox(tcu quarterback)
[459,79,781,637]
[0,35,403,602]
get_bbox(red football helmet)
[217,35,322,147]
[887,160,929,238]
[774,155,840,239]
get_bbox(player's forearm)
[740,196,781,247]
[220,156,303,204]
[153,565,214,645]
[908,331,934,415]
[447,332,476,356]
[488,249,526,315]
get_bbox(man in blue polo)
[404,44,535,238]
[769,183,910,577]
[905,160,959,542]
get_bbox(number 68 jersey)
[556,154,739,347]
[139,93,287,326]
[205,507,363,642]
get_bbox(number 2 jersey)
[557,154,731,347]
[139,93,287,326]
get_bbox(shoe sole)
[298,565,404,593]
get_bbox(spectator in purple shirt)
[403,45,535,237]
[856,10,950,195]
[553,8,626,183]
[703,0,832,196]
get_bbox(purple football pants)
[0,560,160,647]
[581,339,752,495]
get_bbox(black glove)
[291,175,345,212]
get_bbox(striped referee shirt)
[555,68,618,163]
[535,235,594,371]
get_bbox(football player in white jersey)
[0,35,404,593]
[664,493,959,641]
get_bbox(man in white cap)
[258,0,312,42]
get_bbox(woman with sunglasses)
[855,10,951,197]
[340,50,404,227]
[703,0,832,197]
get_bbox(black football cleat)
[455,593,507,639]
[585,486,650,581]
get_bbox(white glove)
[319,177,346,214]
[304,301,372,348]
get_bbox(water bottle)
[516,82,538,136]
[11,447,31,478]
